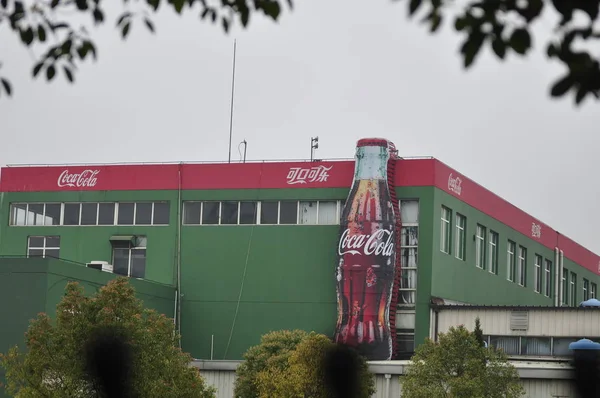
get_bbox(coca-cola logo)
[448,173,462,196]
[57,169,100,188]
[338,228,394,257]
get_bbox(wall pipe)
[176,163,183,347]
[554,247,560,307]
[384,374,391,398]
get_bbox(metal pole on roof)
[227,39,237,164]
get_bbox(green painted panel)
[431,188,556,306]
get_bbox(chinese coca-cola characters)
[334,138,397,360]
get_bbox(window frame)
[544,259,552,298]
[455,213,466,261]
[27,235,61,259]
[399,200,419,306]
[507,241,516,282]
[583,278,590,301]
[488,230,499,274]
[440,206,452,254]
[475,224,486,269]
[534,254,542,293]
[111,237,147,279]
[570,272,577,306]
[517,245,527,287]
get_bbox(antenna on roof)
[238,140,247,163]
[310,137,319,162]
[227,39,237,164]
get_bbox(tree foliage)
[235,330,375,398]
[0,277,216,398]
[1,0,599,104]
[402,324,525,398]
[474,316,485,348]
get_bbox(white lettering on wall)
[531,222,542,239]
[338,228,395,257]
[287,165,332,185]
[57,169,100,188]
[448,173,463,196]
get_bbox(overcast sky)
[1,1,599,253]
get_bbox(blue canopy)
[579,298,600,307]
[569,338,600,351]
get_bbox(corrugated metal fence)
[193,360,578,398]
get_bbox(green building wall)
[0,257,174,398]
[1,185,599,361]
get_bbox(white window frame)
[27,236,61,258]
[583,278,589,301]
[562,269,568,305]
[111,237,147,278]
[534,254,542,293]
[488,231,498,274]
[475,224,485,269]
[440,206,451,254]
[570,272,576,306]
[507,241,516,282]
[544,259,552,297]
[399,200,419,307]
[455,214,466,261]
[591,283,597,299]
[517,246,526,287]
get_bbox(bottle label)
[338,228,394,257]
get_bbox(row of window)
[441,206,598,304]
[27,236,147,279]
[484,334,600,357]
[11,202,170,226]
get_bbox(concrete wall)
[193,360,578,398]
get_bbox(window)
[112,237,147,279]
[507,241,516,282]
[182,200,339,225]
[455,214,466,261]
[517,246,526,286]
[279,201,298,224]
[440,206,451,254]
[27,236,60,259]
[260,201,279,224]
[488,231,498,274]
[544,259,552,297]
[299,201,318,224]
[591,283,597,299]
[562,269,568,305]
[583,278,590,301]
[399,200,419,306]
[11,202,168,226]
[239,202,257,224]
[475,225,486,269]
[570,272,577,306]
[534,255,542,293]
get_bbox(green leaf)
[575,86,587,104]
[37,25,46,42]
[1,78,12,96]
[546,42,559,58]
[50,0,60,7]
[63,66,74,83]
[408,0,423,16]
[550,74,574,97]
[509,28,531,55]
[1,0,7,8]
[116,12,131,26]
[144,18,155,33]
[122,22,131,39]
[147,0,160,11]
[61,39,73,54]
[430,13,442,32]
[46,65,56,81]
[171,0,185,13]
[454,16,468,31]
[93,8,104,23]
[222,17,229,33]
[20,27,34,46]
[460,32,485,68]
[32,62,44,77]
[240,9,249,26]
[75,0,88,10]
[491,37,506,59]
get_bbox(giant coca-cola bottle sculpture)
[334,138,397,361]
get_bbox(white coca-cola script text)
[338,228,394,257]
[448,173,462,196]
[531,222,542,239]
[57,169,100,188]
[287,165,332,185]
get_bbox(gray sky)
[1,1,599,253]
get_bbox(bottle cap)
[356,138,389,148]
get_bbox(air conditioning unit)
[86,261,114,273]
